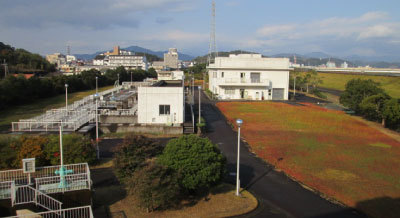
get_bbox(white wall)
[138,87,184,124]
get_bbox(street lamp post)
[95,99,99,159]
[198,86,201,124]
[130,71,133,83]
[235,119,243,196]
[95,76,98,96]
[65,84,68,111]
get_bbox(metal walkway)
[0,163,93,218]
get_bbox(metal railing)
[0,181,13,199]
[36,173,90,194]
[12,185,62,212]
[6,205,93,218]
[224,78,269,84]
[99,108,137,116]
[0,163,90,185]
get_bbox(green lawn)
[315,72,400,98]
[0,86,114,131]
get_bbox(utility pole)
[95,99,99,159]
[2,59,9,77]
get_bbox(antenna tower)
[67,45,71,56]
[207,0,217,66]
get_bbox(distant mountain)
[75,45,195,61]
[304,52,333,59]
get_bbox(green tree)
[382,98,400,130]
[158,135,226,192]
[340,79,385,112]
[359,93,391,125]
[128,161,181,212]
[113,135,163,182]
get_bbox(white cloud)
[257,25,296,37]
[358,24,396,39]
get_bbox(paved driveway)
[197,89,365,218]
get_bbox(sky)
[1,0,400,60]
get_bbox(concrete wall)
[100,115,137,124]
[138,86,184,124]
[100,124,183,135]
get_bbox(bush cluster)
[113,134,226,212]
[0,134,97,170]
[340,79,400,131]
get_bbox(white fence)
[12,185,62,212]
[36,173,90,194]
[0,181,13,199]
[6,205,93,218]
[0,163,90,186]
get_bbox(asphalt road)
[196,89,365,218]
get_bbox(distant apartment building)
[46,53,66,66]
[208,54,290,100]
[326,61,336,68]
[108,55,148,70]
[164,48,179,69]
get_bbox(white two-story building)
[208,54,290,100]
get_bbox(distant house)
[138,80,184,125]
[12,73,35,79]
[207,54,290,100]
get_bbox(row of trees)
[0,42,55,75]
[113,134,226,212]
[0,66,157,110]
[289,70,325,98]
[340,79,400,131]
[0,134,97,170]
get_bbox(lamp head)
[198,86,201,90]
[65,84,68,88]
[236,119,243,127]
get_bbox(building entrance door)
[240,89,245,99]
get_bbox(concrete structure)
[326,61,336,68]
[138,80,184,125]
[151,61,165,71]
[157,70,184,80]
[66,55,76,63]
[105,46,120,56]
[164,48,179,69]
[208,54,290,100]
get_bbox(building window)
[221,72,224,78]
[225,88,235,95]
[159,105,170,115]
[240,72,245,78]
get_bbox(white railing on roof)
[0,163,89,185]
[99,108,137,116]
[0,181,13,199]
[12,185,62,212]
[36,173,91,194]
[5,205,93,218]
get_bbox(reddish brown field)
[217,101,400,218]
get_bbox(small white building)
[157,70,184,81]
[138,80,185,125]
[208,54,290,100]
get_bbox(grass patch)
[107,183,257,218]
[217,101,400,218]
[370,142,392,149]
[0,86,114,131]
[313,72,400,98]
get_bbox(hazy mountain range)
[75,46,400,68]
[75,46,195,61]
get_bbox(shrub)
[359,93,391,123]
[158,135,226,192]
[113,135,163,182]
[0,136,18,170]
[383,98,400,130]
[44,134,97,166]
[12,136,49,167]
[128,160,181,212]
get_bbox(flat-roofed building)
[138,80,184,125]
[108,55,148,70]
[208,54,290,100]
[164,48,179,69]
